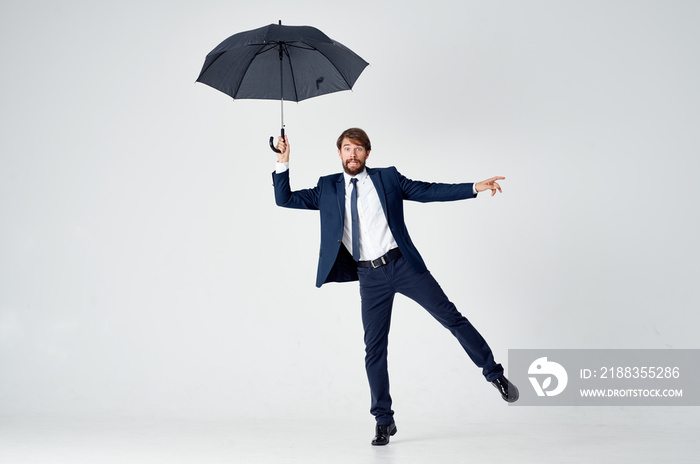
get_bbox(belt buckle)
[371,256,387,269]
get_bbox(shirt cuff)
[473,184,477,195]
[276,162,289,174]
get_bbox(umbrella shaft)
[280,43,285,134]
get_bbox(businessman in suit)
[272,128,518,446]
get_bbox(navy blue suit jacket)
[272,166,476,287]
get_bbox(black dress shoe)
[491,375,519,403]
[371,423,397,446]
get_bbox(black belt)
[357,248,402,269]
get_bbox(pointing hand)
[475,176,505,197]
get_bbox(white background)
[1,0,699,462]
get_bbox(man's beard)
[343,158,365,176]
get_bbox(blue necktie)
[350,178,360,261]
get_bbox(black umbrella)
[196,21,369,152]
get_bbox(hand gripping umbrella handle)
[269,128,285,153]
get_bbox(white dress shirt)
[341,169,398,262]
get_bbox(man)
[272,128,518,446]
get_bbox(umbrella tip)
[278,20,282,25]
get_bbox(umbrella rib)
[251,43,279,56]
[229,44,274,99]
[285,43,318,51]
[230,43,279,99]
[283,44,301,102]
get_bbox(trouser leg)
[358,268,396,425]
[391,258,504,381]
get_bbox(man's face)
[338,137,370,176]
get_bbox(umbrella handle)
[269,128,285,154]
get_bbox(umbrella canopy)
[196,22,369,151]
[197,23,369,102]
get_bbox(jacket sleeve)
[271,170,320,210]
[395,169,476,202]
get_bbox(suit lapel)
[367,168,390,224]
[335,173,345,228]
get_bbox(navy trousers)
[357,256,503,425]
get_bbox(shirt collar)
[343,168,369,187]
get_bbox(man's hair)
[336,128,371,152]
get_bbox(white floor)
[1,412,697,464]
